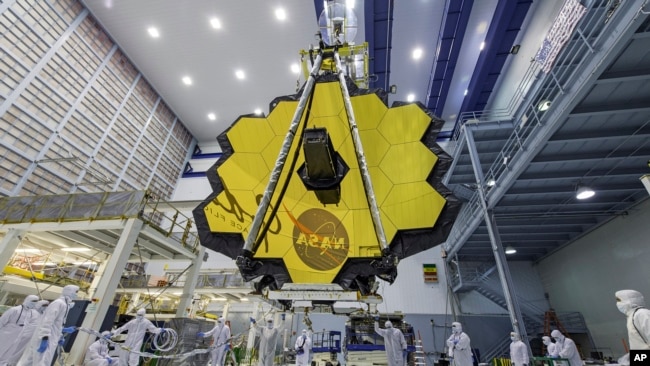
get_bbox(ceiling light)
[275,8,286,21]
[17,248,42,253]
[538,100,552,111]
[290,63,300,74]
[210,18,222,29]
[486,178,496,187]
[182,76,192,85]
[235,70,245,80]
[147,27,160,38]
[412,48,423,60]
[505,246,517,255]
[207,113,216,121]
[213,297,227,302]
[240,297,249,302]
[347,0,355,8]
[254,108,263,115]
[464,89,468,96]
[479,41,485,51]
[576,185,595,200]
[406,94,415,102]
[61,247,91,252]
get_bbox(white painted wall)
[376,246,450,314]
[172,176,214,202]
[537,198,650,358]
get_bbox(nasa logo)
[291,208,349,270]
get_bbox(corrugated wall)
[0,0,196,198]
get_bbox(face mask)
[267,322,273,329]
[553,337,561,342]
[510,336,516,341]
[452,326,461,334]
[617,301,630,314]
[26,301,38,309]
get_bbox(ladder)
[543,309,568,336]
[543,309,568,356]
[413,333,427,366]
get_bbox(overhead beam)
[139,225,196,259]
[570,103,650,116]
[0,219,128,232]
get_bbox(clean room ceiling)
[78,0,650,265]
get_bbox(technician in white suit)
[18,285,79,366]
[4,300,49,366]
[374,319,407,366]
[615,289,650,365]
[446,322,472,366]
[509,332,529,366]
[250,315,284,366]
[294,329,312,366]
[85,331,117,366]
[0,295,40,365]
[551,330,582,366]
[198,317,231,366]
[112,308,162,366]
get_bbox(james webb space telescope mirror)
[192,1,460,300]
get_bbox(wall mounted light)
[505,246,517,255]
[537,100,551,111]
[576,184,595,199]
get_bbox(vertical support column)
[175,246,206,318]
[85,257,109,295]
[222,302,230,320]
[0,229,25,269]
[127,292,141,314]
[67,218,144,365]
[464,128,530,349]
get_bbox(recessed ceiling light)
[182,76,192,85]
[290,63,300,74]
[147,27,160,38]
[275,8,287,21]
[254,108,263,115]
[412,48,423,60]
[479,41,485,51]
[406,94,415,102]
[235,70,245,80]
[505,246,517,255]
[210,18,222,29]
[576,185,595,200]
[207,113,216,121]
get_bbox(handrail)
[0,190,201,254]
[444,0,630,257]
